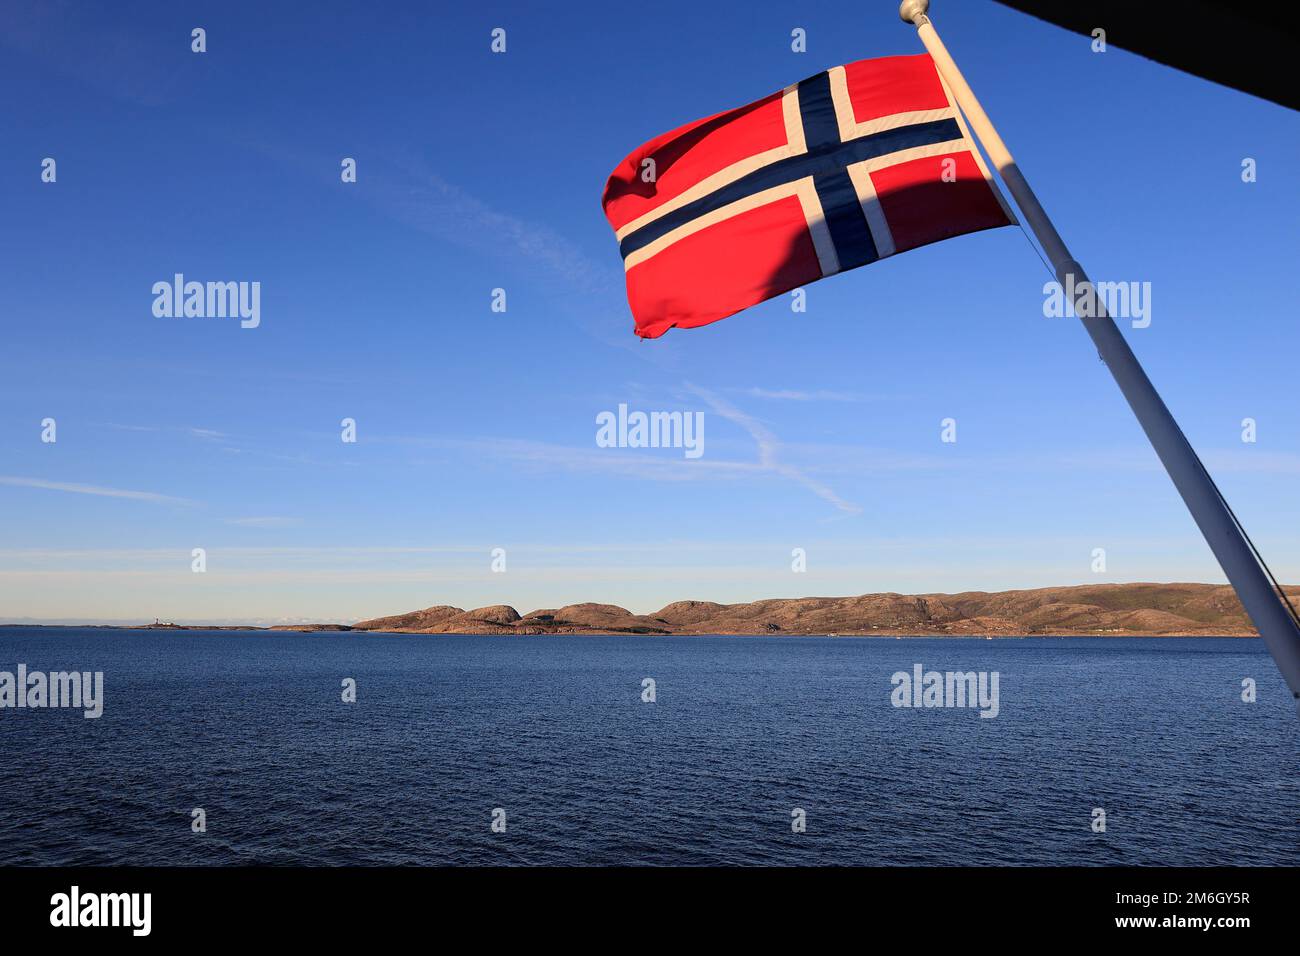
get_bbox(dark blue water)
[0,629,1294,865]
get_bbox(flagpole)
[900,0,1300,702]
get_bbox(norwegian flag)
[602,53,1015,339]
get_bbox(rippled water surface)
[0,629,1295,865]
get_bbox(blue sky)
[2,1,1297,624]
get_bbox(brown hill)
[351,583,1296,637]
[351,605,465,632]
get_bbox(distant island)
[8,583,1294,636]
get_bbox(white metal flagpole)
[899,0,1300,702]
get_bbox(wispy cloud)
[734,387,882,403]
[1044,447,1300,477]
[1201,449,1300,475]
[229,131,642,353]
[222,516,303,528]
[684,385,862,515]
[0,476,197,506]
[378,154,618,298]
[413,436,762,481]
[375,426,941,504]
[106,423,230,443]
[237,135,621,305]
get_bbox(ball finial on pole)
[899,0,930,24]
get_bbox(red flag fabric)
[601,53,1014,339]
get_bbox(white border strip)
[845,165,896,259]
[827,64,956,142]
[623,177,839,276]
[795,178,839,276]
[614,85,809,242]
